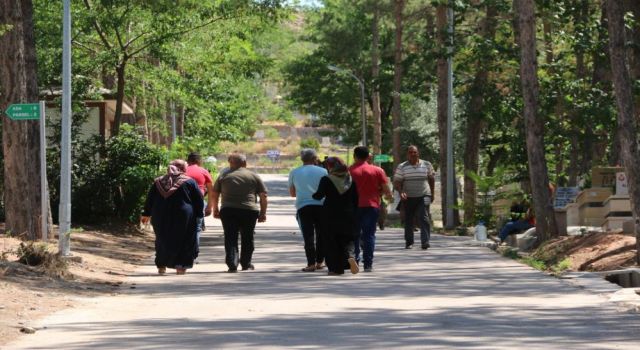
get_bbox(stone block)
[623,220,635,234]
[516,227,537,252]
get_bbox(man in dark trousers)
[349,146,393,272]
[289,148,328,272]
[185,152,214,255]
[212,153,268,272]
[393,145,435,250]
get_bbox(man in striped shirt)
[393,145,435,250]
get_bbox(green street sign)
[5,103,40,120]
[373,154,393,163]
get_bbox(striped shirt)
[393,160,435,197]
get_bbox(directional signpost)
[3,102,48,241]
[373,154,393,164]
[5,103,40,120]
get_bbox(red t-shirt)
[186,164,213,195]
[349,161,388,208]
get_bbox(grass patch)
[520,256,547,271]
[551,258,571,274]
[500,246,571,275]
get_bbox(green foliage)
[300,137,320,150]
[553,258,572,274]
[520,256,548,271]
[0,24,12,36]
[501,248,549,271]
[72,126,166,223]
[465,168,512,226]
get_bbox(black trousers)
[220,207,259,270]
[297,205,326,266]
[325,211,356,274]
[403,197,431,246]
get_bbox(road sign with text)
[373,154,392,163]
[5,103,40,120]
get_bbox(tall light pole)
[59,0,72,255]
[445,3,455,229]
[327,65,367,147]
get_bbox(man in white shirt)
[393,145,435,250]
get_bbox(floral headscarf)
[154,159,189,198]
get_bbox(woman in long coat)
[313,157,359,275]
[141,159,204,275]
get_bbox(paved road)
[7,174,640,349]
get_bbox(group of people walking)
[142,152,266,274]
[289,145,435,276]
[141,145,435,277]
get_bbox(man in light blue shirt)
[289,148,328,272]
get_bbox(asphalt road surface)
[7,174,640,349]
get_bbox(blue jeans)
[354,207,379,269]
[195,217,204,256]
[499,220,533,241]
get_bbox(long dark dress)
[143,178,204,269]
[313,176,359,274]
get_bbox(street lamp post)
[327,65,367,147]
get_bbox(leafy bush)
[72,125,166,223]
[299,137,319,150]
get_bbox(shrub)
[72,125,166,223]
[17,242,49,266]
[17,242,68,277]
[300,137,319,150]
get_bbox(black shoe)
[378,223,385,230]
[241,264,255,271]
[421,243,430,250]
[227,268,238,273]
[405,244,413,249]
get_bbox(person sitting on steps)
[498,199,535,244]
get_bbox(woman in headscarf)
[141,159,204,275]
[313,157,359,275]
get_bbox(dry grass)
[532,232,637,272]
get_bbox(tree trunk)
[624,0,640,127]
[514,0,557,242]
[463,3,497,225]
[567,134,579,186]
[391,0,405,169]
[139,83,149,140]
[177,104,184,137]
[370,2,383,154]
[165,100,172,147]
[568,0,590,182]
[112,60,127,137]
[436,3,449,225]
[0,0,43,240]
[606,0,640,265]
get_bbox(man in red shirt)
[186,152,214,254]
[349,146,393,272]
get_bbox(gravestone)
[616,172,629,196]
[554,187,580,208]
